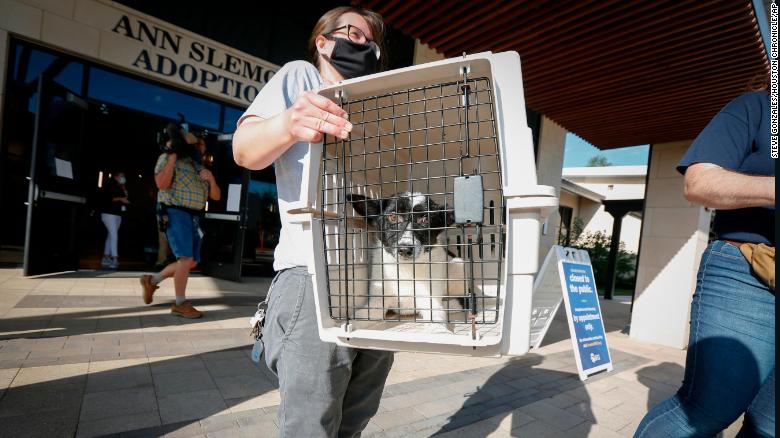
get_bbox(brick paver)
[0,268,746,437]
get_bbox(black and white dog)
[348,192,466,323]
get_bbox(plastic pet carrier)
[288,51,557,356]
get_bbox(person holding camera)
[140,126,220,318]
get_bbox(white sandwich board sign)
[530,245,613,380]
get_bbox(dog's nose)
[397,246,415,258]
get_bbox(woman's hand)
[285,91,352,143]
[233,91,353,171]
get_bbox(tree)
[570,217,584,244]
[586,155,612,167]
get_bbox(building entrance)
[19,75,224,275]
[78,95,176,272]
[1,38,281,279]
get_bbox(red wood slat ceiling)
[355,0,768,149]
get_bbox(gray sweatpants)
[262,267,394,437]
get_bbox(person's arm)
[208,181,221,201]
[155,154,177,190]
[232,91,351,170]
[684,162,775,209]
[199,169,221,201]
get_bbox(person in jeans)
[634,84,775,436]
[98,171,129,269]
[153,134,209,269]
[232,6,393,437]
[140,130,221,318]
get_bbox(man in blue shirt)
[635,89,775,437]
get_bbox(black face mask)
[326,38,378,79]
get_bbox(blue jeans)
[262,267,394,437]
[165,207,202,262]
[635,241,775,437]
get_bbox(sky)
[562,132,650,168]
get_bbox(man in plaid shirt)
[140,132,221,318]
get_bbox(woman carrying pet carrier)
[232,6,393,437]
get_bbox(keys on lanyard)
[249,299,268,363]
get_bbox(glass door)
[23,76,88,276]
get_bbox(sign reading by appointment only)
[560,260,612,376]
[531,246,613,380]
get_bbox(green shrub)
[572,230,637,292]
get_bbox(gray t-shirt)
[237,61,324,271]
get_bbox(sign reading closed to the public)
[530,246,613,380]
[561,261,611,372]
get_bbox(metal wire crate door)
[320,75,505,328]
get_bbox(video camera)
[156,113,193,157]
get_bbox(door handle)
[204,212,240,221]
[39,190,87,204]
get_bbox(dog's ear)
[347,194,382,224]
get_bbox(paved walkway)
[0,268,743,437]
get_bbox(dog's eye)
[387,214,401,223]
[417,215,429,226]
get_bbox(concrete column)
[604,211,624,300]
[630,141,712,349]
[536,117,566,263]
